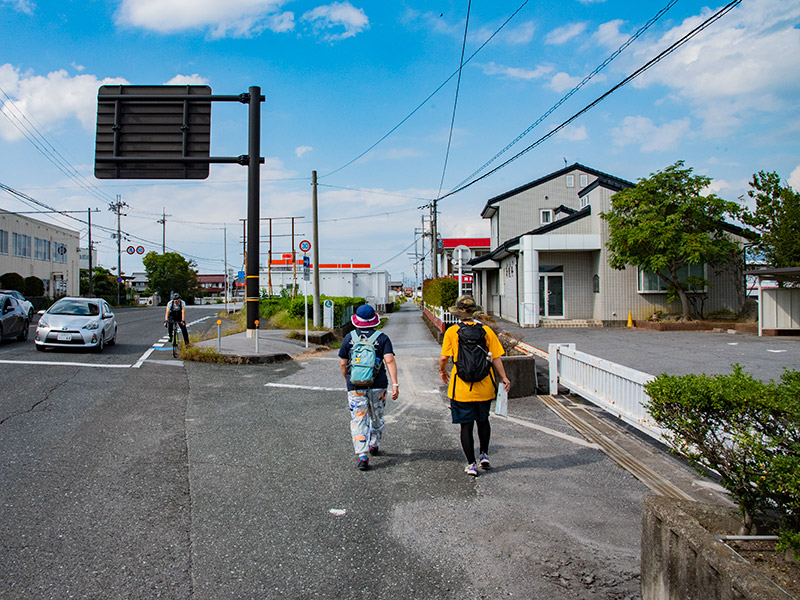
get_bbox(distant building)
[130,272,149,295]
[441,238,490,296]
[197,273,225,296]
[1,209,80,297]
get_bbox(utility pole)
[157,208,168,253]
[430,201,438,278]
[223,224,228,309]
[109,196,128,305]
[311,170,320,327]
[88,208,94,297]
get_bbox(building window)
[0,229,7,254]
[12,233,31,258]
[580,194,589,209]
[593,274,600,293]
[540,209,553,225]
[53,242,67,264]
[579,174,588,187]
[34,237,51,261]
[565,174,574,188]
[638,264,706,292]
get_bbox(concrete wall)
[641,496,792,600]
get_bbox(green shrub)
[645,365,800,542]
[0,272,24,292]
[422,277,458,308]
[23,276,44,297]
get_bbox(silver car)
[0,289,34,319]
[35,297,118,352]
[0,293,30,342]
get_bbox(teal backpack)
[348,331,383,386]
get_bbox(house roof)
[470,205,592,266]
[480,163,634,218]
[743,267,800,280]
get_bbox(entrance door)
[539,274,564,317]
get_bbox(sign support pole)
[246,86,262,336]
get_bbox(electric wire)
[449,0,680,193]
[319,0,530,179]
[436,0,472,200]
[440,0,743,202]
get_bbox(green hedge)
[421,277,458,309]
[645,365,800,554]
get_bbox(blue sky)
[1,0,799,283]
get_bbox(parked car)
[0,289,34,319]
[35,297,117,352]
[0,293,30,342]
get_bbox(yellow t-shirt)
[441,322,504,402]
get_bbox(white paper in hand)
[495,386,508,416]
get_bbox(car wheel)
[17,320,29,341]
[108,327,117,346]
[95,336,104,353]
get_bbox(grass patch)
[180,345,250,364]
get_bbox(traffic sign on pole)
[299,239,311,253]
[126,246,135,254]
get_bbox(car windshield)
[49,300,100,316]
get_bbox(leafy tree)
[0,272,24,291]
[741,171,800,269]
[142,251,200,304]
[601,161,743,320]
[23,276,44,297]
[80,267,118,301]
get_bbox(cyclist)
[164,292,190,346]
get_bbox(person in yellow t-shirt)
[438,295,511,477]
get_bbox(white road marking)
[495,414,602,449]
[767,349,787,353]
[265,382,346,392]
[0,359,131,369]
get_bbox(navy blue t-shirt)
[338,328,394,390]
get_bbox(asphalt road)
[1,304,648,599]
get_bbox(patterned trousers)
[347,388,387,456]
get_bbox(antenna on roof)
[564,157,567,167]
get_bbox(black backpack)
[453,323,495,396]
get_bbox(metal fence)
[548,343,667,443]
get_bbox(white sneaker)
[479,452,491,470]
[465,462,478,477]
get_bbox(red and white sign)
[452,274,473,283]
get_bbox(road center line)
[265,382,346,392]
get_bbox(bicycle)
[165,319,185,358]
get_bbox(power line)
[319,0,530,179]
[449,0,680,193]
[440,0,743,202]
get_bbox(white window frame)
[638,264,707,293]
[579,174,588,187]
[565,174,575,188]
[540,209,553,225]
[34,237,51,261]
[579,194,589,209]
[53,242,68,264]
[12,233,31,258]
[0,229,8,254]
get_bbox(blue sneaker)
[465,462,478,477]
[357,455,369,471]
[479,452,491,470]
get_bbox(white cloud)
[295,145,312,158]
[555,125,588,142]
[164,74,209,85]
[301,2,368,41]
[789,164,800,190]
[0,64,128,142]
[548,72,583,92]
[500,21,536,45]
[477,61,552,81]
[629,0,800,135]
[545,22,587,45]
[611,116,692,153]
[2,0,34,14]
[115,0,295,37]
[594,19,627,49]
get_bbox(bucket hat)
[447,295,482,320]
[351,304,380,328]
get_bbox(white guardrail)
[548,343,668,444]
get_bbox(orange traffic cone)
[627,312,633,327]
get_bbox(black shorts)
[450,399,492,424]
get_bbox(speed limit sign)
[299,239,311,253]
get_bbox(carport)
[744,266,800,336]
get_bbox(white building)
[0,210,81,297]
